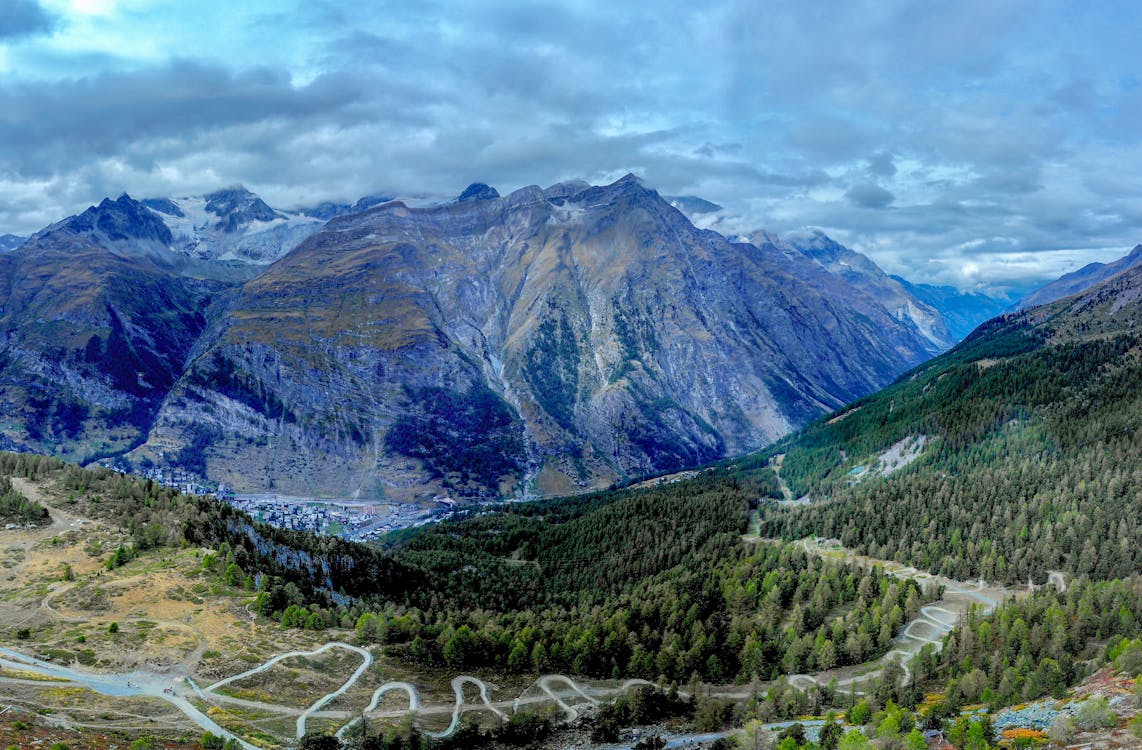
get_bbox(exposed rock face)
[137,176,942,500]
[1018,244,1142,309]
[0,197,224,464]
[779,230,952,351]
[203,187,286,231]
[891,276,1011,342]
[0,176,959,500]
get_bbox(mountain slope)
[760,263,1142,583]
[138,176,942,500]
[891,275,1011,341]
[0,234,24,253]
[1018,243,1142,309]
[779,230,953,350]
[0,196,228,463]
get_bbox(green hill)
[759,265,1142,584]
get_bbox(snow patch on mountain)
[144,187,325,266]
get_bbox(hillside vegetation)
[0,453,931,686]
[760,269,1142,584]
[0,475,49,526]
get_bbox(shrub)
[1075,696,1116,730]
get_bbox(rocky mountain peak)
[665,195,724,217]
[40,193,174,247]
[203,186,285,233]
[0,234,26,252]
[542,179,591,200]
[458,183,500,202]
[569,173,662,213]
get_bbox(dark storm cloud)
[0,0,54,39]
[0,61,372,176]
[867,153,896,178]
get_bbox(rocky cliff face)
[891,276,1011,342]
[127,176,943,500]
[779,230,952,351]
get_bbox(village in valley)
[106,461,457,540]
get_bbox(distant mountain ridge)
[0,176,992,501]
[0,234,25,253]
[296,194,395,221]
[776,230,953,350]
[891,275,1012,342]
[1017,243,1142,309]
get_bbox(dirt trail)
[202,641,374,739]
[771,454,795,502]
[0,647,258,750]
[0,540,1018,744]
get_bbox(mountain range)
[1017,242,1142,309]
[0,177,1023,500]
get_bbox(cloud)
[867,152,896,177]
[0,0,54,39]
[0,0,1140,293]
[846,183,895,209]
[0,61,371,176]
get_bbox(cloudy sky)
[2,0,1141,292]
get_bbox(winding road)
[0,647,259,750]
[0,530,1029,746]
[781,540,1012,694]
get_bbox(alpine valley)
[0,209,1138,750]
[0,176,1007,502]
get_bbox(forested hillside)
[0,453,930,685]
[929,577,1141,712]
[0,474,49,526]
[760,267,1142,584]
[344,477,929,683]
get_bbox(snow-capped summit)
[142,186,325,266]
